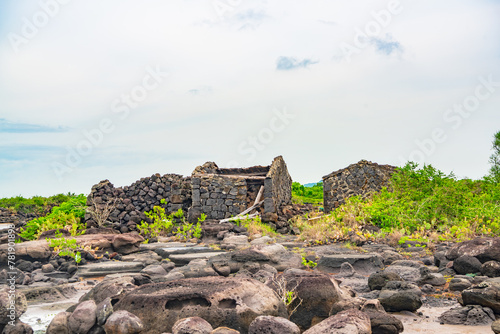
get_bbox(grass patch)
[236,215,278,237]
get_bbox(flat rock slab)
[77,261,145,277]
[18,284,78,303]
[43,271,70,279]
[317,253,384,275]
[169,252,226,266]
[139,242,196,251]
[156,246,215,258]
[121,251,163,265]
[280,242,307,248]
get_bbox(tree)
[487,131,500,183]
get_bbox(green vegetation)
[237,215,277,237]
[19,195,87,240]
[292,181,323,205]
[487,130,500,183]
[137,199,204,241]
[293,162,500,244]
[0,193,77,215]
[342,162,500,237]
[47,233,82,264]
[301,256,317,269]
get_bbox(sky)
[0,0,499,197]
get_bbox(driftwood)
[219,213,260,223]
[219,200,264,223]
[253,185,264,206]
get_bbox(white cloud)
[0,0,499,196]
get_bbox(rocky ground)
[3,223,500,333]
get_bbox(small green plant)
[301,256,317,269]
[47,233,82,264]
[272,275,303,319]
[138,202,173,239]
[138,201,204,241]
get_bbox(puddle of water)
[20,289,88,333]
[394,306,493,334]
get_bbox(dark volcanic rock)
[368,271,403,291]
[171,316,213,334]
[482,261,500,278]
[453,255,482,275]
[68,300,97,334]
[2,320,33,334]
[361,299,404,334]
[0,289,27,325]
[248,315,300,334]
[378,281,422,312]
[104,310,144,334]
[449,278,472,292]
[78,276,141,306]
[303,309,371,334]
[46,312,71,334]
[268,269,348,331]
[113,276,287,334]
[462,277,500,314]
[446,238,500,263]
[439,305,495,326]
[316,253,384,275]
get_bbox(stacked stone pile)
[84,174,192,231]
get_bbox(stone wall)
[323,160,396,213]
[84,174,191,231]
[189,162,269,221]
[85,156,293,231]
[190,175,248,220]
[264,156,293,215]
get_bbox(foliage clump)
[292,181,323,205]
[137,199,204,241]
[47,233,82,264]
[292,162,500,244]
[19,194,87,240]
[0,193,77,215]
[486,130,500,184]
[352,162,500,238]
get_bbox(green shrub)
[0,193,76,215]
[47,233,82,264]
[138,200,204,241]
[487,130,500,183]
[333,162,500,237]
[292,181,323,205]
[19,195,87,240]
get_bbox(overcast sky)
[1,0,499,197]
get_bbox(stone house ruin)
[188,156,292,221]
[322,160,396,213]
[84,156,292,230]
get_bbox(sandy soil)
[394,306,494,334]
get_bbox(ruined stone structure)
[323,160,396,213]
[84,174,192,230]
[85,156,292,231]
[188,156,292,221]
